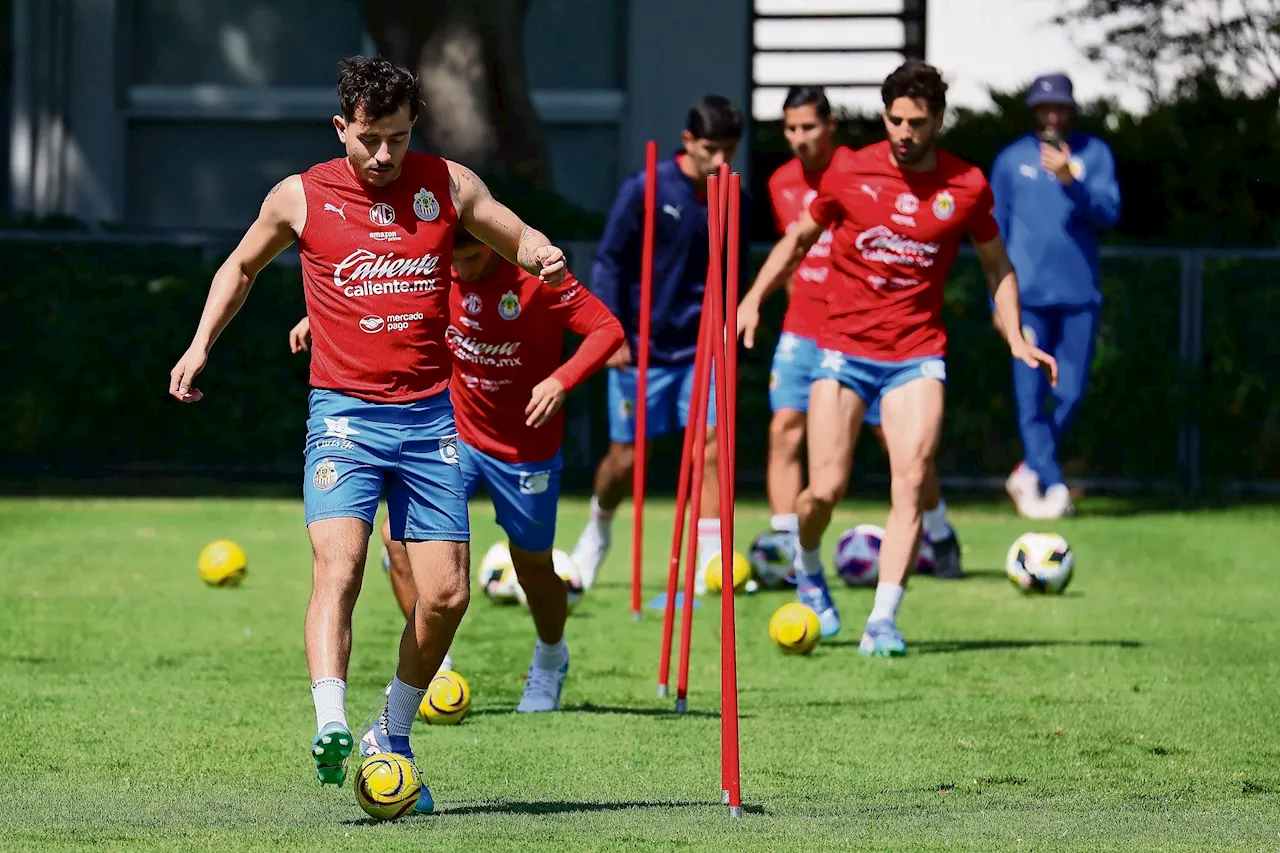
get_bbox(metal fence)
[3,230,1277,496]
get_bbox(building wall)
[6,0,749,231]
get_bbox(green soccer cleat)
[311,722,354,787]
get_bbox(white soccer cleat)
[1005,462,1041,518]
[1025,483,1075,520]
[516,653,569,713]
[570,526,610,590]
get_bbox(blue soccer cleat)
[311,721,354,787]
[795,567,841,638]
[859,619,907,657]
[359,710,434,814]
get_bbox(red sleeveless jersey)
[298,153,458,402]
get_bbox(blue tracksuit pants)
[1014,305,1100,488]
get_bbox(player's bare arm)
[737,209,824,349]
[447,161,566,285]
[168,176,305,402]
[289,316,312,354]
[974,235,1059,387]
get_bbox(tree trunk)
[364,0,551,188]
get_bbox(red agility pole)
[673,305,714,713]
[717,173,743,817]
[631,140,658,620]
[675,171,723,712]
[657,283,714,698]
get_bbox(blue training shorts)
[302,388,469,542]
[607,364,716,443]
[812,350,947,422]
[459,442,562,553]
[769,332,820,413]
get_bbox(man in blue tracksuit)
[570,95,745,592]
[991,73,1121,519]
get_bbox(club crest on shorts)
[439,435,460,465]
[920,359,947,380]
[932,191,955,221]
[312,459,338,491]
[769,370,779,391]
[1021,325,1038,348]
[413,188,440,222]
[519,470,551,496]
[498,290,521,320]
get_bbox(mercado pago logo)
[332,249,442,297]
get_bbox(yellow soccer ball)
[197,540,247,587]
[704,551,750,593]
[418,670,471,725]
[354,752,421,821]
[769,603,822,655]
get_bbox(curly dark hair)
[881,60,948,115]
[337,56,420,123]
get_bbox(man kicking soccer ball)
[740,61,1056,654]
[171,56,567,811]
[290,228,622,711]
[739,85,962,578]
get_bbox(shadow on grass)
[343,800,768,823]
[468,701,740,720]
[345,794,768,819]
[820,637,1142,653]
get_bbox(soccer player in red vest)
[290,228,623,712]
[741,62,1056,655]
[168,57,567,811]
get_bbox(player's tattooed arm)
[737,209,823,349]
[448,160,567,283]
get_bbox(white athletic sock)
[697,517,722,572]
[311,676,347,732]
[438,651,453,674]
[385,676,428,738]
[533,638,569,670]
[796,546,824,578]
[868,583,906,625]
[590,496,614,524]
[771,513,799,533]
[923,500,952,542]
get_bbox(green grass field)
[1,495,1278,852]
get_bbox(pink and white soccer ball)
[834,524,884,586]
[915,538,936,574]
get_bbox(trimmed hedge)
[4,241,1275,489]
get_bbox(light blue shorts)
[302,388,469,542]
[460,442,561,553]
[768,332,820,414]
[607,365,717,443]
[812,351,947,424]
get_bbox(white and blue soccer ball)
[834,524,883,586]
[552,548,585,610]
[478,542,525,605]
[748,529,797,589]
[1005,532,1074,594]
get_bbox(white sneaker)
[570,524,610,590]
[1005,462,1040,518]
[516,649,569,713]
[1027,483,1074,520]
